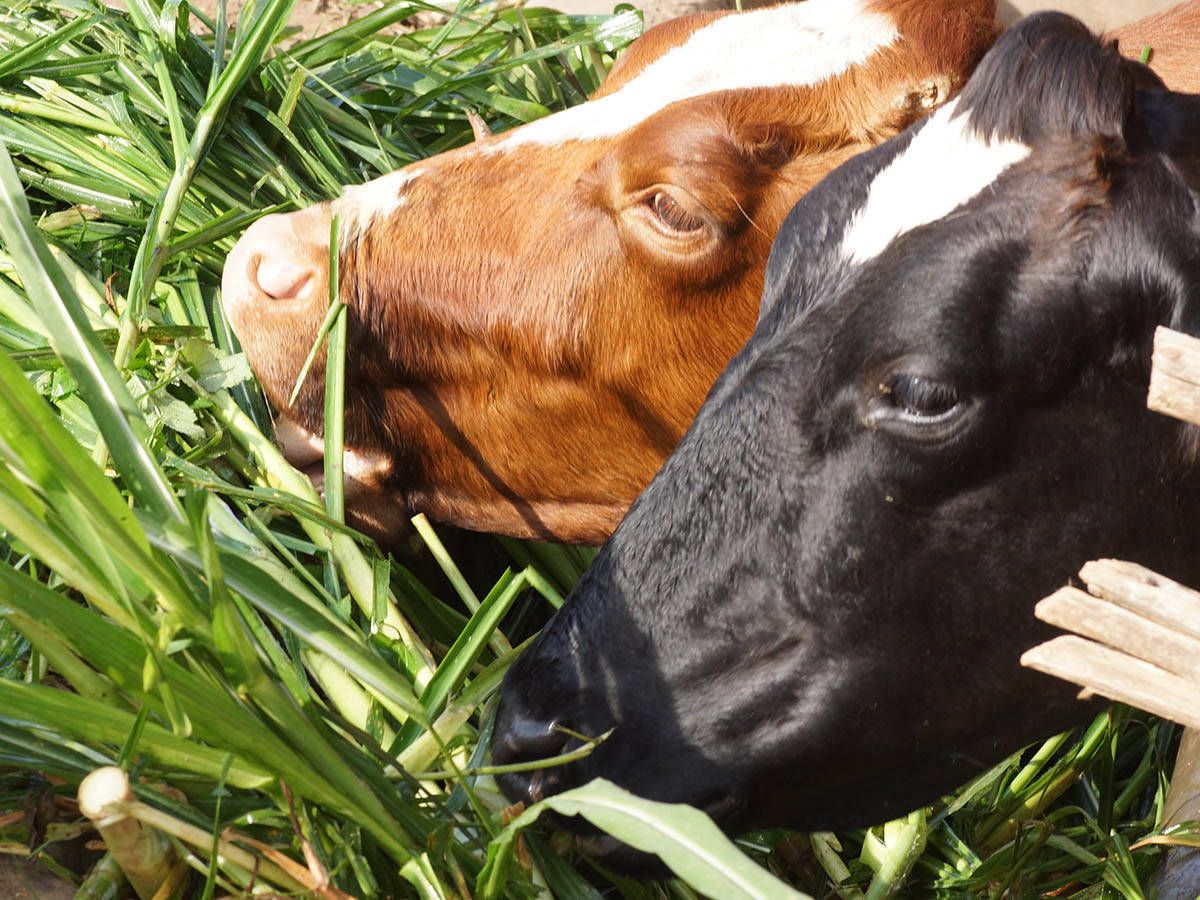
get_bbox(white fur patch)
[335,167,425,246]
[490,0,899,151]
[839,99,1032,263]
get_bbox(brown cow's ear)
[739,124,795,170]
[888,74,954,130]
[855,73,953,142]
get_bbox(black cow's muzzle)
[492,699,574,804]
[492,692,753,877]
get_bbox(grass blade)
[0,144,183,523]
[482,779,813,900]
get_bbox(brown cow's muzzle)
[222,202,334,420]
[222,203,333,471]
[222,203,401,533]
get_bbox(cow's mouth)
[274,415,392,500]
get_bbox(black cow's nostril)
[492,699,574,805]
[493,706,569,765]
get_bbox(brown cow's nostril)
[256,257,316,300]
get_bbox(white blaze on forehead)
[491,0,899,151]
[840,99,1032,263]
[334,167,425,245]
[329,0,895,239]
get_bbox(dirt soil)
[192,0,1180,40]
[0,856,74,900]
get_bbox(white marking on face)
[335,167,425,246]
[489,0,899,151]
[328,0,896,240]
[839,99,1032,263]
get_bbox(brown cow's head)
[222,0,997,543]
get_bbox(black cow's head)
[493,12,1200,866]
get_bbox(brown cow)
[1110,0,1200,91]
[223,0,997,543]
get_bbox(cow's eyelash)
[649,191,705,233]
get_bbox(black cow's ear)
[1129,91,1200,339]
[1080,153,1200,386]
[1147,218,1200,338]
[1076,87,1200,349]
[1123,58,1167,93]
[1164,230,1200,341]
[1138,91,1200,196]
[959,12,1136,147]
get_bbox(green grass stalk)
[323,215,346,523]
[207,388,438,690]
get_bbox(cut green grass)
[0,2,656,896]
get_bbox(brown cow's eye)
[650,191,705,234]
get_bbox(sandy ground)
[192,0,1182,44]
[998,0,1176,29]
[0,856,75,900]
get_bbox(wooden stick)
[1078,559,1200,642]
[1035,585,1200,681]
[1021,636,1200,731]
[1148,325,1200,426]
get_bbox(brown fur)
[1110,0,1200,91]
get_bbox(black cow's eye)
[650,191,705,234]
[867,372,971,443]
[884,374,960,420]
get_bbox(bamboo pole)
[77,767,181,900]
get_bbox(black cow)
[491,12,1200,868]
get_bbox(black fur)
[494,12,1200,869]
